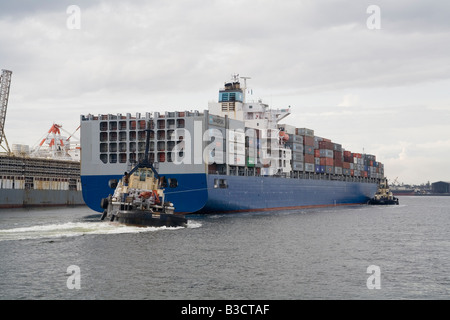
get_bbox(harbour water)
[0,196,449,300]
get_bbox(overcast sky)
[1,0,449,184]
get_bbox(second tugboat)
[368,178,399,205]
[99,127,187,227]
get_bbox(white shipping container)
[292,162,304,171]
[292,153,304,162]
[278,124,296,135]
[319,149,334,158]
[292,135,303,144]
[296,128,314,137]
[305,163,315,172]
[288,144,303,153]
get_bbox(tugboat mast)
[128,125,159,177]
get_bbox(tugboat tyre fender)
[108,179,118,189]
[100,198,109,209]
[100,210,107,221]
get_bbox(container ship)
[0,125,84,208]
[80,75,384,214]
[0,69,84,208]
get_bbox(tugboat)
[368,178,399,205]
[99,128,187,227]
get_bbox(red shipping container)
[319,141,333,149]
[314,149,320,157]
[304,154,315,163]
[320,158,333,166]
[344,156,354,163]
[324,158,334,166]
[304,136,315,146]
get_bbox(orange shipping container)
[320,158,334,166]
[314,149,320,157]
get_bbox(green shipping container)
[246,157,255,167]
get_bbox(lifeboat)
[279,131,289,142]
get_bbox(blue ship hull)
[81,173,377,214]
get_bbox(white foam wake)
[0,220,201,242]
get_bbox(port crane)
[0,69,12,154]
[32,123,80,160]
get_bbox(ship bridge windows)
[219,91,243,103]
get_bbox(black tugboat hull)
[367,198,399,205]
[114,211,188,227]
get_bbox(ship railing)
[207,167,381,184]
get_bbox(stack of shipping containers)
[280,125,384,180]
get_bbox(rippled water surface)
[0,196,449,299]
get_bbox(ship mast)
[240,76,251,103]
